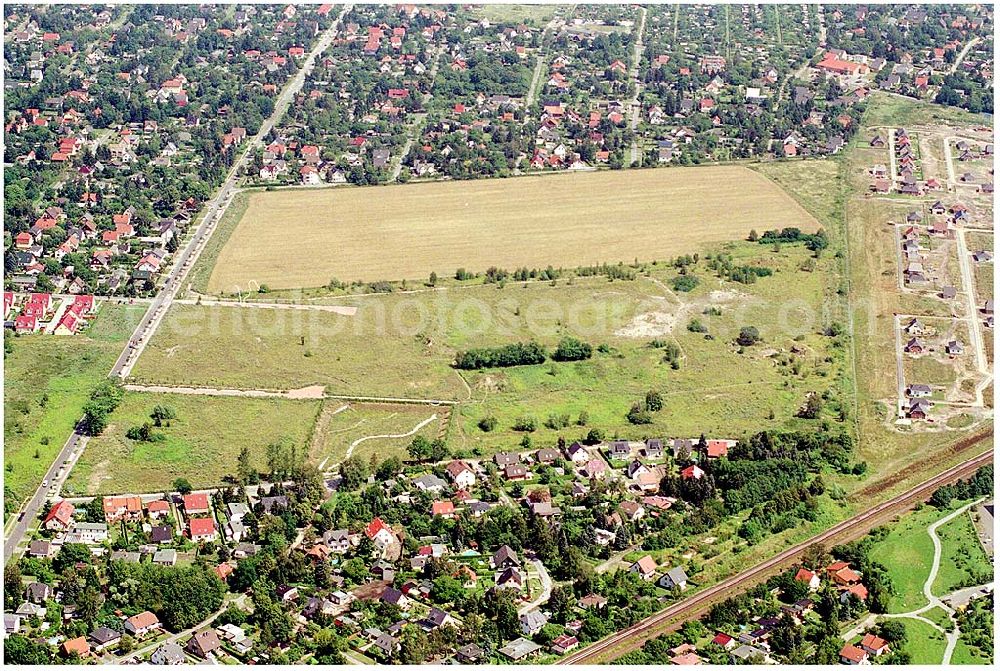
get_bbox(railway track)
[558,448,994,664]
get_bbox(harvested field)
[206,167,821,292]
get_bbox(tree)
[645,390,664,412]
[3,635,52,664]
[340,455,369,490]
[375,455,403,481]
[407,435,433,462]
[399,626,430,664]
[53,543,92,573]
[173,478,193,494]
[4,562,22,611]
[877,619,907,644]
[627,402,652,425]
[237,446,256,485]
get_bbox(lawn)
[951,637,992,665]
[61,391,321,495]
[966,231,993,254]
[903,355,959,389]
[868,505,938,613]
[186,190,251,295]
[135,243,846,455]
[206,166,821,291]
[931,508,993,596]
[868,500,990,614]
[3,303,145,514]
[921,606,954,631]
[310,402,444,468]
[901,617,947,664]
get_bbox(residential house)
[630,555,658,581]
[519,609,548,636]
[445,460,476,488]
[186,630,223,659]
[659,566,690,591]
[150,642,186,665]
[124,611,161,638]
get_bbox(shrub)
[687,319,708,333]
[478,416,498,432]
[552,337,593,362]
[671,275,699,292]
[736,326,761,346]
[627,403,653,425]
[513,416,537,432]
[454,341,547,370]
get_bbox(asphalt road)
[3,6,352,567]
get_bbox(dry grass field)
[206,167,821,292]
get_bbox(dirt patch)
[352,579,390,601]
[87,459,111,494]
[708,289,750,303]
[474,375,506,393]
[615,309,681,338]
[309,402,350,460]
[287,384,326,399]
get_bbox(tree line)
[454,336,593,370]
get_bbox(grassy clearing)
[903,355,959,388]
[931,508,993,596]
[310,402,443,467]
[3,304,145,512]
[861,92,985,128]
[206,166,821,291]
[136,243,846,455]
[973,263,992,305]
[465,4,557,24]
[901,617,947,664]
[921,606,954,630]
[966,231,993,253]
[869,505,938,613]
[752,159,845,230]
[951,637,992,665]
[62,392,321,495]
[869,500,988,614]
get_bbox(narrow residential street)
[519,558,553,615]
[628,7,648,166]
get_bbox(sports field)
[206,167,821,292]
